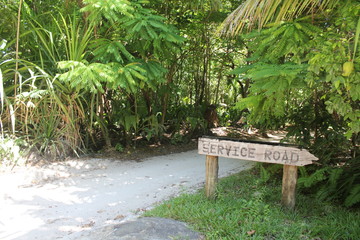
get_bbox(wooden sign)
[198,137,318,209]
[198,137,318,166]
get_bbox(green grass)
[144,168,360,240]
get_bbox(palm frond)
[220,0,339,36]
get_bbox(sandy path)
[0,150,253,240]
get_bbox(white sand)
[0,150,253,240]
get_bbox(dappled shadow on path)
[1,149,253,240]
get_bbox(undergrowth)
[145,168,360,240]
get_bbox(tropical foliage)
[0,0,359,207]
[224,0,359,207]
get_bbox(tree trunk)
[98,93,111,148]
[14,0,23,98]
[161,61,177,126]
[142,89,153,116]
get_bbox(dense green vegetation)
[145,168,360,239]
[0,0,359,207]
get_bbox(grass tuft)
[145,169,360,240]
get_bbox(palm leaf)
[221,0,339,35]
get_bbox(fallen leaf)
[247,230,256,236]
[81,221,95,228]
[114,215,125,220]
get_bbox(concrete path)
[0,150,253,240]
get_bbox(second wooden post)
[205,155,219,199]
[281,165,298,209]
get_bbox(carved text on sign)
[198,138,318,166]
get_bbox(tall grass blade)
[8,99,15,135]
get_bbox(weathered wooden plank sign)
[198,137,318,209]
[198,137,318,166]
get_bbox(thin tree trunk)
[313,90,319,142]
[142,89,153,116]
[98,93,111,148]
[161,61,177,125]
[214,71,222,104]
[15,0,23,97]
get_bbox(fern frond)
[92,39,134,64]
[247,63,308,83]
[229,65,253,75]
[139,60,167,83]
[329,168,344,185]
[235,95,264,110]
[108,62,148,92]
[58,61,115,93]
[145,25,158,39]
[81,0,134,24]
[345,184,360,207]
[259,164,271,183]
[298,168,328,188]
[58,60,86,69]
[246,21,321,62]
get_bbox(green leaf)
[345,184,360,207]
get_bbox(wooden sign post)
[198,137,318,209]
